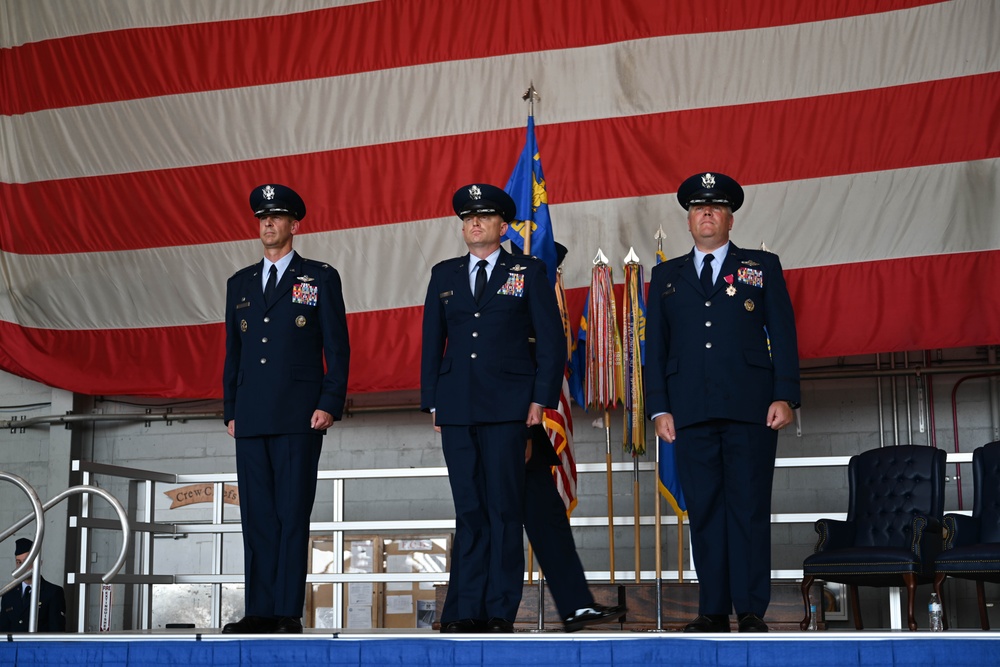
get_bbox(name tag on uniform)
[236,301,251,310]
[662,283,676,297]
[439,290,453,298]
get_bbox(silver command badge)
[744,299,755,312]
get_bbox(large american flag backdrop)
[1,0,997,399]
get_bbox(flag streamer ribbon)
[622,262,646,455]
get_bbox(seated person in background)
[0,538,67,632]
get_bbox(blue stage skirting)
[2,634,998,667]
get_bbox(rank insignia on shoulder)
[509,264,527,272]
[741,260,760,267]
[297,275,315,282]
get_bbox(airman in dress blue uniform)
[0,538,66,633]
[421,184,565,632]
[222,184,350,634]
[645,172,801,633]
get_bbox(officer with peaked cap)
[645,172,800,633]
[421,183,565,632]
[436,242,627,631]
[222,183,350,634]
[0,538,66,632]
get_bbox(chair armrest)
[943,513,981,549]
[813,519,855,552]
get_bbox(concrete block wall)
[2,347,999,630]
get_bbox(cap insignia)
[701,173,716,188]
[469,185,482,200]
[262,185,276,200]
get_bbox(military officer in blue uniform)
[0,538,66,633]
[421,183,565,632]
[645,172,800,633]
[222,184,350,634]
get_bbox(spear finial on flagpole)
[760,240,769,252]
[522,82,540,117]
[655,226,666,255]
[593,248,609,266]
[624,247,640,265]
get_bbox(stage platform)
[2,630,998,667]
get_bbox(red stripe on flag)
[0,0,943,115]
[1,250,997,397]
[5,72,996,255]
[0,306,423,398]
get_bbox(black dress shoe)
[221,616,277,634]
[486,617,514,633]
[563,603,627,632]
[275,616,303,634]
[441,618,486,633]
[737,613,768,632]
[683,615,731,633]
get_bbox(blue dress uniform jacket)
[420,249,564,422]
[644,244,800,424]
[645,243,800,618]
[0,578,66,632]
[223,251,350,433]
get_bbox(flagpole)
[520,83,539,258]
[623,247,644,584]
[654,225,686,586]
[589,248,617,584]
[654,435,664,630]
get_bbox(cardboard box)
[380,535,450,629]
[307,536,381,629]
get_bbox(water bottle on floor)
[928,592,944,631]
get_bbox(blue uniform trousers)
[674,420,778,617]
[235,433,322,618]
[440,422,526,622]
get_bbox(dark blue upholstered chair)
[934,441,1000,630]
[800,445,947,631]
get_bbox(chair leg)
[976,580,990,631]
[903,573,918,631]
[934,574,949,631]
[800,576,815,631]
[849,584,863,630]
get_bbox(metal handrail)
[0,472,45,597]
[0,473,132,632]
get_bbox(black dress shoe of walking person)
[737,613,769,632]
[274,616,304,634]
[563,603,628,632]
[683,615,731,633]
[486,617,515,633]
[221,616,278,634]
[441,618,486,633]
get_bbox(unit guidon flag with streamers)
[1,0,997,398]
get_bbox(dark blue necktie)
[700,253,715,293]
[264,264,277,305]
[473,259,488,303]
